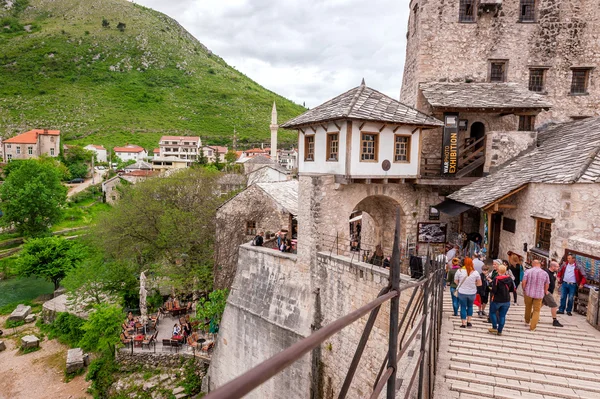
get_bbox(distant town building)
[201,145,228,163]
[158,135,201,165]
[277,148,298,171]
[113,144,147,162]
[84,144,107,163]
[3,129,61,161]
[247,165,290,186]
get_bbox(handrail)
[459,135,486,155]
[458,145,485,167]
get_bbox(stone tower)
[401,0,600,123]
[270,102,278,161]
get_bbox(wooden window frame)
[518,0,536,23]
[304,134,315,162]
[246,221,257,236]
[360,132,379,162]
[326,132,339,162]
[27,146,33,155]
[393,135,411,163]
[489,60,508,83]
[528,68,545,92]
[518,115,536,131]
[534,218,552,253]
[458,0,476,23]
[570,68,591,95]
[16,146,20,154]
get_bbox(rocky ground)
[111,367,199,399]
[0,315,91,399]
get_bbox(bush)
[86,348,118,398]
[68,162,89,179]
[70,184,102,204]
[39,312,85,347]
[79,303,123,352]
[0,17,24,33]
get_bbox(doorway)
[489,213,503,259]
[470,122,485,149]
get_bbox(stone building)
[401,0,600,124]
[246,164,290,185]
[447,116,600,276]
[214,180,298,290]
[2,129,60,161]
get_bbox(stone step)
[446,373,599,399]
[447,347,600,373]
[447,318,596,339]
[450,354,600,383]
[447,335,600,361]
[448,328,599,350]
[448,363,600,394]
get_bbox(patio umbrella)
[139,271,148,333]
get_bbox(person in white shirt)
[454,257,482,328]
[446,245,459,269]
[473,253,485,274]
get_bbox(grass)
[0,0,305,150]
[51,200,111,231]
[5,319,25,328]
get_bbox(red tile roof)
[245,148,268,154]
[89,145,106,150]
[122,170,159,177]
[114,145,145,153]
[153,148,160,154]
[4,129,60,144]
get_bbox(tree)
[62,145,95,165]
[102,18,110,28]
[224,150,237,165]
[213,150,223,170]
[80,304,123,352]
[0,159,67,236]
[195,289,228,331]
[117,22,126,32]
[68,162,89,179]
[195,148,208,166]
[17,236,85,290]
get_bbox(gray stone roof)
[281,82,443,128]
[448,117,600,208]
[125,160,153,170]
[419,82,552,110]
[245,155,276,165]
[256,180,299,216]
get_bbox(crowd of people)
[446,251,587,335]
[251,230,294,253]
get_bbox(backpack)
[251,236,259,246]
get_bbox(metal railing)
[205,209,445,399]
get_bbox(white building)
[202,145,228,163]
[84,144,108,163]
[114,144,148,162]
[277,149,298,171]
[158,136,201,165]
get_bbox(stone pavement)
[434,290,600,399]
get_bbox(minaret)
[270,101,278,161]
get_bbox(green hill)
[0,0,305,151]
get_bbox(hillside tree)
[0,159,67,236]
[17,236,85,290]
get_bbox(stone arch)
[470,121,486,149]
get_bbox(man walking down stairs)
[434,290,600,398]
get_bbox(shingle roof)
[125,161,153,170]
[5,129,60,144]
[256,180,299,216]
[419,82,552,110]
[245,154,276,165]
[281,81,443,128]
[448,117,600,208]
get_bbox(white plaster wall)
[85,145,107,163]
[116,151,146,162]
[298,121,347,175]
[350,122,419,177]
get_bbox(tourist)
[473,253,484,274]
[173,323,181,337]
[522,260,550,331]
[557,254,587,316]
[477,265,490,317]
[252,231,264,247]
[446,244,459,269]
[370,245,384,266]
[447,258,461,316]
[544,261,564,327]
[488,264,514,335]
[507,251,524,304]
[454,257,482,328]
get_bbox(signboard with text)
[441,113,459,175]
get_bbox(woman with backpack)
[489,264,515,336]
[454,257,482,328]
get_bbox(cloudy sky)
[136,0,411,108]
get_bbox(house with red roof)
[84,144,108,163]
[158,136,201,166]
[3,129,61,161]
[113,144,148,162]
[201,145,228,163]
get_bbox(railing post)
[417,257,430,399]
[386,209,402,399]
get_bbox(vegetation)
[195,289,228,332]
[39,311,85,347]
[80,303,123,352]
[0,0,305,150]
[0,159,67,236]
[17,236,85,290]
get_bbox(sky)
[135,0,411,108]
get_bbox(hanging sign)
[441,113,459,175]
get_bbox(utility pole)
[91,155,95,184]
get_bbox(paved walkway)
[435,290,600,399]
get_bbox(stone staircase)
[434,291,600,399]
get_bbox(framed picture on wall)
[428,206,440,221]
[417,222,447,243]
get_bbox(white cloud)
[135,0,410,107]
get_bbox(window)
[503,218,516,233]
[246,221,257,236]
[489,61,507,82]
[361,133,378,161]
[50,148,55,156]
[394,135,411,162]
[7,154,12,160]
[571,68,591,95]
[519,0,536,22]
[518,115,536,131]
[459,0,476,22]
[326,133,339,161]
[535,219,552,252]
[6,144,11,149]
[528,69,545,92]
[16,147,20,154]
[304,135,315,161]
[27,146,33,155]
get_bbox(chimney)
[43,129,48,134]
[270,101,278,161]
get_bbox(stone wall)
[115,350,209,370]
[401,0,600,123]
[214,184,293,289]
[208,245,312,399]
[484,130,538,173]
